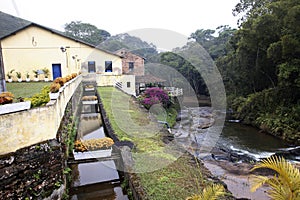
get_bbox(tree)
[251,156,300,200]
[99,33,158,60]
[64,21,110,45]
[160,51,208,96]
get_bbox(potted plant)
[6,69,15,82]
[49,82,61,100]
[32,70,39,81]
[0,92,14,105]
[53,77,66,92]
[16,71,22,82]
[81,95,98,104]
[0,92,31,114]
[42,68,50,82]
[25,72,30,82]
[84,84,95,91]
[73,137,114,160]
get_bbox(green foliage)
[231,88,300,144]
[64,21,110,45]
[42,68,50,78]
[186,184,227,200]
[251,156,300,200]
[25,85,50,107]
[160,51,208,96]
[6,69,15,79]
[99,33,158,60]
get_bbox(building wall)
[0,75,82,155]
[115,50,144,76]
[96,74,136,96]
[1,25,122,81]
[81,50,122,75]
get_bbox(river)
[173,107,300,200]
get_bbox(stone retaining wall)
[0,139,65,199]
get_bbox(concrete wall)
[0,75,82,155]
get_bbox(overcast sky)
[0,0,240,37]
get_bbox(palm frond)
[250,175,270,192]
[201,184,226,200]
[186,184,226,200]
[250,156,300,200]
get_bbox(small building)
[115,48,145,76]
[0,11,122,82]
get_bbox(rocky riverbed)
[172,107,272,200]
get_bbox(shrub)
[49,83,61,93]
[139,87,170,109]
[74,137,114,152]
[71,73,77,79]
[53,77,65,86]
[0,92,14,105]
[81,96,97,101]
[26,86,50,107]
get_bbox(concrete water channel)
[67,83,128,200]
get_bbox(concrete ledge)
[0,75,82,155]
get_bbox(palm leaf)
[186,184,226,200]
[201,184,226,200]
[250,156,300,200]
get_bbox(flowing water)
[218,122,294,160]
[68,88,128,200]
[176,105,299,199]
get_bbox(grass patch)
[138,154,209,200]
[97,87,228,199]
[6,82,50,99]
[98,87,165,152]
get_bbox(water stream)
[68,87,128,200]
[218,122,293,160]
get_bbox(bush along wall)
[231,87,300,145]
[0,139,64,199]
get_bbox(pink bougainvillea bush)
[139,87,170,109]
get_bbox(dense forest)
[64,0,300,144]
[187,0,300,144]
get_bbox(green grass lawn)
[97,87,228,200]
[6,82,50,99]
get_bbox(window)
[105,61,112,72]
[127,82,131,88]
[129,62,134,72]
[88,61,96,73]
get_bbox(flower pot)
[26,78,30,82]
[44,78,49,82]
[82,100,98,105]
[73,148,112,160]
[17,78,22,82]
[49,92,60,100]
[7,79,12,83]
[85,87,95,91]
[34,78,39,82]
[0,101,31,115]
